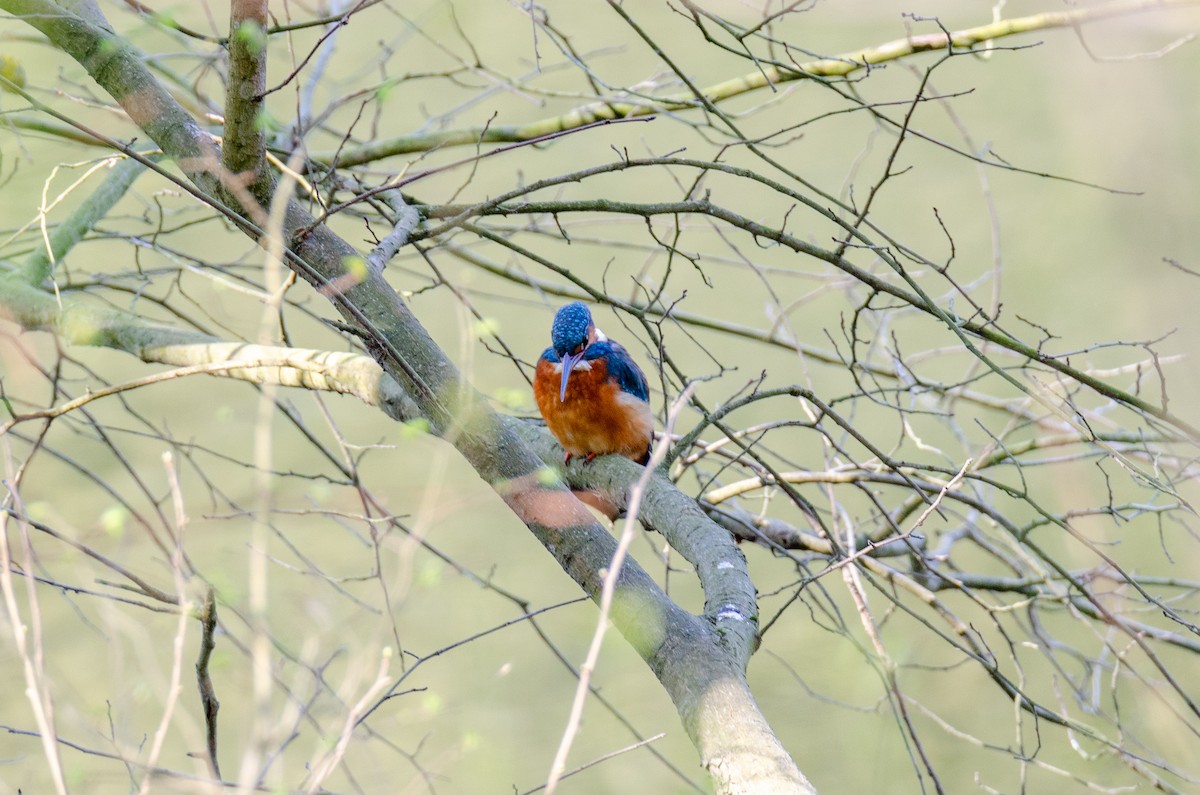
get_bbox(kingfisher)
[534,302,654,465]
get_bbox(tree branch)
[309,0,1200,166]
[222,0,269,184]
[0,2,811,789]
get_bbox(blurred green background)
[1,1,1198,792]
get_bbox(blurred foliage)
[1,1,1199,793]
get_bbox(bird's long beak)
[559,351,583,402]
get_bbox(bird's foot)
[564,452,600,465]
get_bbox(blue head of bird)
[550,302,598,402]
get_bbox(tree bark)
[0,1,813,790]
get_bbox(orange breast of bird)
[534,357,653,461]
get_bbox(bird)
[533,302,654,465]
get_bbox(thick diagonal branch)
[0,2,812,789]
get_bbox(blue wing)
[539,346,560,363]
[586,341,649,402]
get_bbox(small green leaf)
[421,691,443,717]
[342,255,368,281]
[100,505,130,538]
[400,417,431,439]
[25,501,50,522]
[415,559,442,588]
[535,466,559,487]
[234,20,266,55]
[375,79,398,103]
[254,108,282,133]
[0,54,27,94]
[472,316,499,336]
